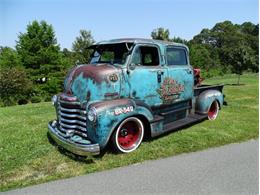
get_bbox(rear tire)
[208,100,219,120]
[111,117,144,153]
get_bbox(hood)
[64,64,121,102]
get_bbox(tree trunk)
[237,74,241,85]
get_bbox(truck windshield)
[90,43,133,65]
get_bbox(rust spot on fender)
[73,64,119,84]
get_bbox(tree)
[225,44,256,85]
[189,44,222,77]
[171,36,188,44]
[241,22,258,36]
[240,22,259,72]
[189,20,259,79]
[190,44,212,68]
[16,20,61,70]
[191,28,217,46]
[15,20,65,98]
[72,30,95,64]
[0,46,21,68]
[151,27,170,40]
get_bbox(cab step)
[163,113,207,133]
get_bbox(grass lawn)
[0,73,258,191]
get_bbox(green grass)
[0,73,258,191]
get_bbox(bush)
[0,67,32,106]
[31,96,42,103]
[0,97,17,107]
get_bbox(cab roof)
[91,38,189,51]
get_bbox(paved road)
[3,140,258,195]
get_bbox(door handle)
[186,69,192,74]
[157,71,164,83]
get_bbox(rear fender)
[86,99,153,149]
[196,90,223,114]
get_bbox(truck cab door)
[164,46,193,103]
[126,44,166,107]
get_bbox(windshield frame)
[88,42,134,67]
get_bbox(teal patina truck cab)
[48,38,224,155]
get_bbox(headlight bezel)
[87,107,97,122]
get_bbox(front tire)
[111,117,144,153]
[208,100,219,120]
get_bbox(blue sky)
[0,0,258,49]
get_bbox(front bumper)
[48,121,100,156]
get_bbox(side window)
[166,48,187,65]
[131,46,159,66]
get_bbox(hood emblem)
[109,74,118,82]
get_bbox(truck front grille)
[57,100,87,136]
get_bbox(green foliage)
[72,30,95,64]
[189,20,258,78]
[0,47,21,68]
[0,67,32,106]
[189,44,223,77]
[31,96,42,103]
[151,27,170,40]
[61,48,75,68]
[16,21,61,69]
[151,28,188,44]
[150,22,258,79]
[15,20,67,98]
[171,36,188,44]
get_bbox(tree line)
[0,20,258,106]
[151,21,258,79]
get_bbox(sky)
[0,0,259,49]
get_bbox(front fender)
[196,90,224,114]
[86,99,153,149]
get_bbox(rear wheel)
[208,100,219,120]
[112,117,144,153]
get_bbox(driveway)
[3,140,258,194]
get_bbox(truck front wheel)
[112,117,144,153]
[208,100,219,120]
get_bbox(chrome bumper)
[48,121,100,156]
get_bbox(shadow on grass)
[47,132,106,163]
[146,118,207,143]
[225,83,246,86]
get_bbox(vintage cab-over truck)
[48,38,224,155]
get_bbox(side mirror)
[129,63,136,71]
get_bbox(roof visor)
[87,42,134,51]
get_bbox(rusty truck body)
[48,38,224,155]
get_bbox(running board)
[163,114,207,133]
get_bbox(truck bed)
[194,84,224,96]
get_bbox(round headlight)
[51,95,57,105]
[88,108,97,122]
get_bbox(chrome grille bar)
[59,111,86,121]
[59,122,86,131]
[57,99,88,134]
[60,118,86,127]
[59,107,86,114]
